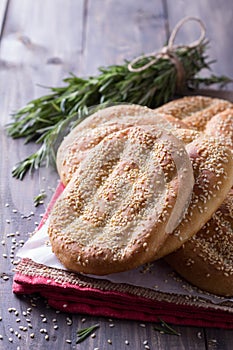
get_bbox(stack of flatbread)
[48,96,233,297]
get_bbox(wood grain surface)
[0,1,233,349]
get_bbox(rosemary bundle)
[7,37,231,179]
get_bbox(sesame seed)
[197,331,202,339]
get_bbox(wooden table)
[1,1,233,349]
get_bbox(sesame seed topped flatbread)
[49,125,193,275]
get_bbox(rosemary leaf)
[76,324,100,344]
[154,318,181,336]
[33,192,47,207]
[7,41,232,179]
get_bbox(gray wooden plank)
[0,2,85,349]
[0,0,86,229]
[166,0,233,89]
[81,0,167,76]
[0,0,8,37]
[0,0,85,212]
[0,0,85,112]
[205,328,233,350]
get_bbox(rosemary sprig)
[33,191,47,207]
[76,323,100,344]
[154,318,181,336]
[7,41,231,179]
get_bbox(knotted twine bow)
[128,16,206,91]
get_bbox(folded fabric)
[13,182,233,329]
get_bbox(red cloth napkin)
[13,182,233,328]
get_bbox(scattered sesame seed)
[197,331,202,339]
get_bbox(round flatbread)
[165,190,233,296]
[156,95,232,131]
[56,104,189,185]
[154,134,233,259]
[49,126,193,275]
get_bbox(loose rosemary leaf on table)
[154,318,181,336]
[7,41,231,179]
[76,324,100,344]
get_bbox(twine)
[128,16,206,91]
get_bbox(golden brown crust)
[161,103,233,296]
[49,126,193,275]
[56,104,153,184]
[156,96,232,131]
[205,108,233,149]
[56,104,190,185]
[154,135,233,259]
[165,190,233,296]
